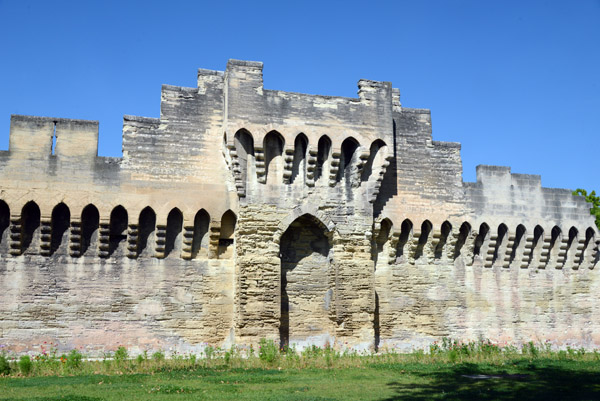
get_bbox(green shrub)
[66,349,83,369]
[136,351,150,365]
[114,346,128,364]
[526,341,539,358]
[204,345,215,360]
[258,338,279,364]
[152,351,165,362]
[302,345,323,359]
[18,355,32,375]
[0,354,11,376]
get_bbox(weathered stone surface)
[0,59,598,356]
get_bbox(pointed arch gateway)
[279,213,333,349]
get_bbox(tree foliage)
[573,189,600,230]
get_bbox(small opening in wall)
[435,221,452,258]
[51,121,57,155]
[218,210,236,258]
[191,209,210,259]
[473,223,490,257]
[453,222,471,259]
[219,238,233,247]
[395,219,413,262]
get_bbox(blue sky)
[0,0,598,191]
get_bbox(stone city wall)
[0,59,597,356]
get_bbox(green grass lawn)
[2,359,600,401]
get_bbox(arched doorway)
[279,214,332,349]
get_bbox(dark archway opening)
[473,223,490,257]
[414,220,432,260]
[361,139,386,183]
[50,203,70,256]
[434,221,452,259]
[547,226,562,266]
[509,224,526,265]
[0,200,9,253]
[165,208,183,258]
[21,201,40,254]
[528,225,544,265]
[566,227,579,264]
[453,222,471,259]
[191,209,210,259]
[290,134,308,184]
[264,131,284,184]
[374,219,392,268]
[218,210,236,259]
[234,129,255,189]
[81,204,99,256]
[279,214,331,349]
[138,207,156,257]
[108,206,128,257]
[395,219,413,263]
[492,223,508,264]
[314,135,331,183]
[337,137,359,184]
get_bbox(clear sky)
[0,0,598,191]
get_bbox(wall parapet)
[9,114,99,160]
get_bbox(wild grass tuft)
[0,339,598,378]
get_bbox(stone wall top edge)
[541,187,578,196]
[123,115,160,124]
[432,140,461,149]
[399,107,431,114]
[11,114,99,125]
[263,89,360,103]
[227,59,263,68]
[161,84,197,93]
[358,79,392,87]
[476,164,511,172]
[511,172,542,181]
[472,164,580,193]
[198,68,224,77]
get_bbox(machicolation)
[0,59,598,355]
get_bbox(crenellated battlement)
[0,59,599,356]
[463,165,594,229]
[9,114,99,160]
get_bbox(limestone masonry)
[0,59,598,355]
